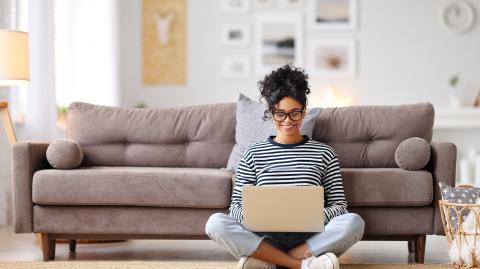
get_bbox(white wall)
[119,0,480,109]
[119,0,251,108]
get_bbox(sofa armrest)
[428,142,457,235]
[12,141,51,233]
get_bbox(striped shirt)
[229,135,348,225]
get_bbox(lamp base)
[0,101,17,145]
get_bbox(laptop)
[242,185,324,232]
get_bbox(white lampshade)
[0,30,29,86]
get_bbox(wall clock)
[442,0,475,32]
[442,0,476,33]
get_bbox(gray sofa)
[12,101,457,263]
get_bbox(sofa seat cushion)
[32,166,233,208]
[342,168,433,206]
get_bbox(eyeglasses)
[272,109,304,122]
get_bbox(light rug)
[0,261,454,269]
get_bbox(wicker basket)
[440,198,480,268]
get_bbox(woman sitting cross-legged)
[205,64,365,269]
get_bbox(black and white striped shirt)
[229,135,348,225]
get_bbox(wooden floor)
[0,226,451,264]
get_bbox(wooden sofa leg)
[414,235,426,263]
[408,240,414,253]
[41,233,56,261]
[69,240,77,252]
[49,239,56,260]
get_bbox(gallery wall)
[119,0,480,109]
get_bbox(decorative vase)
[449,90,461,108]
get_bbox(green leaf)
[134,101,147,109]
[449,75,459,87]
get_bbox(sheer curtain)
[0,0,119,225]
[14,0,120,141]
[54,0,120,109]
[54,0,120,134]
[23,0,57,141]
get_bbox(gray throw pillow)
[395,137,431,170]
[439,182,480,231]
[46,139,84,169]
[225,93,322,172]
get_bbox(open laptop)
[242,185,324,232]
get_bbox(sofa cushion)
[32,167,233,208]
[46,139,84,169]
[395,137,431,170]
[342,168,433,206]
[67,102,236,168]
[226,93,322,172]
[311,102,434,168]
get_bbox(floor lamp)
[0,29,29,145]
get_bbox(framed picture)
[255,13,303,74]
[253,0,275,9]
[311,0,357,30]
[222,56,251,79]
[142,0,186,85]
[220,0,250,13]
[277,0,306,8]
[308,39,356,77]
[221,24,251,46]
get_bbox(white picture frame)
[310,0,357,30]
[220,0,250,13]
[254,13,303,75]
[221,24,251,46]
[253,0,276,9]
[307,39,356,77]
[277,0,307,9]
[222,56,251,79]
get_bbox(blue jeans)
[205,212,365,259]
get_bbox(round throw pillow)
[395,137,431,171]
[46,139,83,169]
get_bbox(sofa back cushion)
[68,101,434,169]
[67,102,236,168]
[312,102,434,168]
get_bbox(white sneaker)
[302,252,340,269]
[238,256,276,269]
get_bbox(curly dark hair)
[258,64,311,121]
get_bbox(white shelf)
[434,107,480,130]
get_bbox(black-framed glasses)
[272,109,304,122]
